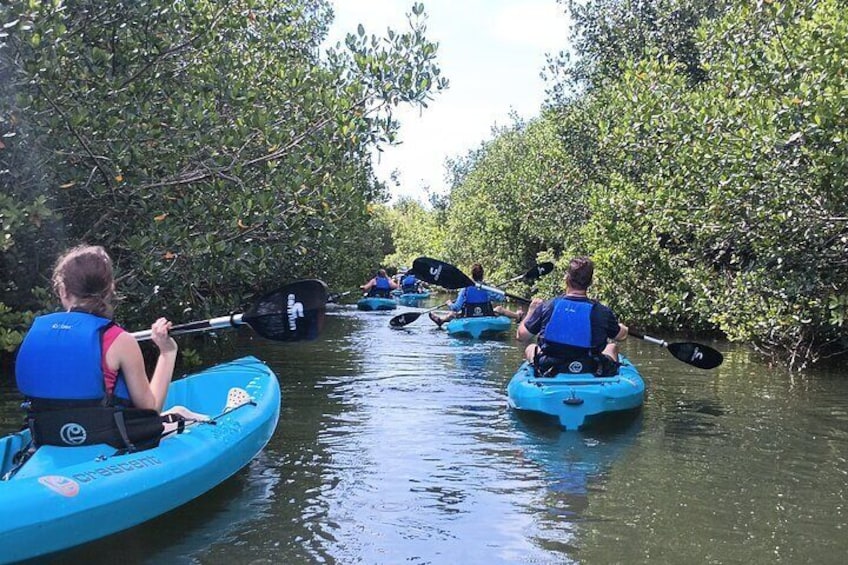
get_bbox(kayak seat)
[533,351,620,378]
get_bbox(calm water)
[2,296,848,564]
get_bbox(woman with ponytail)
[15,245,195,450]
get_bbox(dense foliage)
[437,0,847,370]
[0,0,445,352]
[546,0,729,102]
[440,118,567,287]
[3,0,846,371]
[381,196,446,271]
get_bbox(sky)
[326,0,572,202]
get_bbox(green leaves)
[1,0,446,339]
[437,0,848,369]
[382,197,446,270]
[829,295,848,328]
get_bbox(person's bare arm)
[107,318,177,411]
[516,298,543,342]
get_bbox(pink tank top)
[101,324,125,395]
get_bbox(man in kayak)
[400,271,423,293]
[15,245,201,450]
[360,268,398,298]
[429,263,523,327]
[516,256,627,377]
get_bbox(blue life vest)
[462,285,494,317]
[542,298,594,350]
[16,311,131,404]
[368,275,392,297]
[401,274,418,292]
[535,297,619,377]
[15,312,166,451]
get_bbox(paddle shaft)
[478,283,531,305]
[628,330,666,347]
[407,300,451,320]
[132,314,245,341]
[125,279,329,343]
[499,272,533,285]
[327,290,351,303]
[495,262,553,287]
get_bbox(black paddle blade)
[389,311,423,328]
[667,342,724,370]
[243,279,328,341]
[525,262,554,281]
[412,257,474,289]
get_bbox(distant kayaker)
[360,268,398,298]
[429,263,523,327]
[15,244,201,450]
[400,271,424,293]
[517,256,627,377]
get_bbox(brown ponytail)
[52,245,116,319]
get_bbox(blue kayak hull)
[507,356,645,430]
[0,356,280,563]
[357,297,397,311]
[397,292,430,306]
[445,315,512,339]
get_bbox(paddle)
[389,261,548,328]
[412,257,537,303]
[132,279,328,342]
[327,290,351,303]
[628,330,723,369]
[411,257,552,291]
[410,256,474,289]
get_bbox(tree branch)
[110,3,231,94]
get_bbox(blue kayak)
[357,296,397,311]
[507,356,645,430]
[0,356,280,563]
[445,315,512,339]
[397,291,430,306]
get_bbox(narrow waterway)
[2,295,847,564]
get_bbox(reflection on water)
[1,297,848,563]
